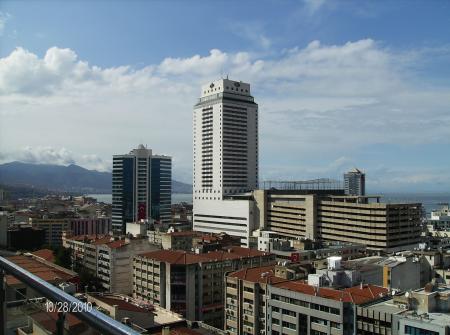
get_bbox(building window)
[282,321,296,330]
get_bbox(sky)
[1,0,450,192]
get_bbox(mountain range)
[0,161,192,196]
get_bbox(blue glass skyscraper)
[112,145,172,234]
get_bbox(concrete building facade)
[193,79,258,246]
[252,191,422,252]
[225,265,389,335]
[30,218,71,246]
[132,247,274,328]
[63,234,158,294]
[317,196,422,251]
[68,217,111,236]
[357,284,450,335]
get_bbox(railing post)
[56,312,65,335]
[0,269,5,335]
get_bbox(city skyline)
[1,1,450,192]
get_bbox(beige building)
[225,265,289,335]
[253,190,422,252]
[318,196,422,251]
[63,233,158,294]
[253,190,319,240]
[132,246,274,328]
[30,218,70,246]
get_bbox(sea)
[86,192,450,214]
[86,193,193,205]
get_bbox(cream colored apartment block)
[133,248,274,329]
[252,192,422,252]
[254,190,317,240]
[317,196,422,251]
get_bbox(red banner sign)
[291,253,300,263]
[138,203,146,220]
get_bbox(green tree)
[75,265,105,292]
[54,246,72,269]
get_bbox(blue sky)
[1,0,450,192]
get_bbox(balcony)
[0,256,140,335]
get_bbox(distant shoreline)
[86,193,193,205]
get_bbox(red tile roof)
[65,234,129,249]
[138,250,212,265]
[273,281,389,305]
[228,265,287,284]
[31,249,55,262]
[5,255,77,286]
[106,239,128,249]
[92,236,115,245]
[138,247,271,265]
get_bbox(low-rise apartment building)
[132,246,274,328]
[225,264,389,335]
[30,217,112,246]
[63,233,159,294]
[357,283,450,335]
[30,218,71,246]
[344,254,432,291]
[67,217,111,236]
[225,265,290,335]
[268,281,388,335]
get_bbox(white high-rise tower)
[193,79,258,246]
[193,78,258,198]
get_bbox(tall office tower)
[344,168,365,196]
[112,145,172,234]
[193,79,258,246]
[151,155,172,226]
[193,78,258,198]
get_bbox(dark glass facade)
[112,151,172,234]
[112,156,136,234]
[151,156,172,226]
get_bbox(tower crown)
[200,79,251,98]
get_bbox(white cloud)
[227,21,272,49]
[0,12,11,36]
[303,0,328,15]
[0,41,449,188]
[1,146,75,166]
[158,49,228,76]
